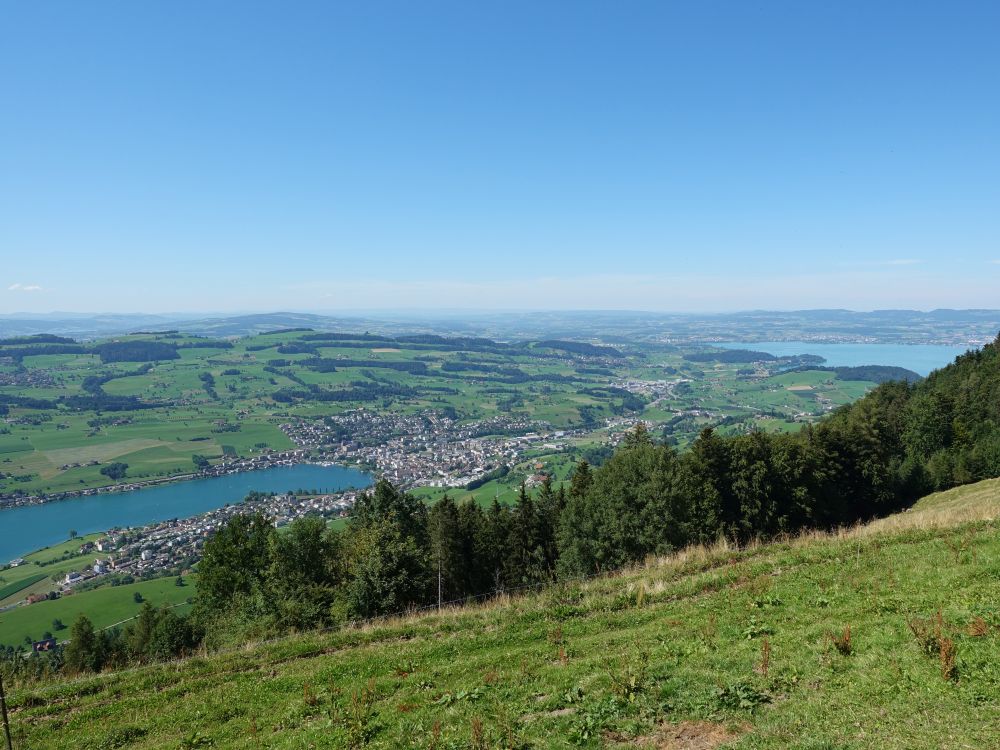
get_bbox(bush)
[100,462,128,480]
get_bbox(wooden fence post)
[0,672,13,750]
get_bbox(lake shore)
[0,462,373,563]
[713,341,973,376]
[0,447,327,509]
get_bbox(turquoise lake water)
[715,342,974,376]
[0,463,371,562]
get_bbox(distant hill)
[144,312,387,338]
[534,339,624,357]
[2,308,999,344]
[0,313,181,339]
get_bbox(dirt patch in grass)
[614,720,748,749]
[520,706,576,722]
[370,348,401,353]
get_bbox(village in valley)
[5,410,589,601]
[0,324,930,633]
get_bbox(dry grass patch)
[41,438,167,467]
[614,720,748,749]
[861,477,1000,534]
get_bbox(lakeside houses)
[39,488,362,596]
[1,405,590,510]
[6,407,597,604]
[63,571,84,586]
[96,537,117,553]
[0,447,312,508]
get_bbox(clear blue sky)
[2,1,999,313]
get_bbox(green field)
[0,534,107,608]
[0,574,46,601]
[5,482,998,749]
[0,575,196,649]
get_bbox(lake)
[0,463,371,563]
[715,342,974,376]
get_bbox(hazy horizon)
[5,305,1000,320]
[4,2,999,313]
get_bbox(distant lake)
[715,341,974,376]
[0,463,371,563]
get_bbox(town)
[4,408,591,604]
[12,488,362,602]
[280,409,577,488]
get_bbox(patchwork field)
[1,331,899,497]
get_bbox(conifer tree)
[64,616,102,673]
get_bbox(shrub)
[908,611,946,656]
[742,616,774,639]
[607,651,649,702]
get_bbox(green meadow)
[0,575,196,649]
[0,534,105,608]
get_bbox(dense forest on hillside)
[784,364,922,383]
[683,348,777,363]
[9,335,1000,677]
[93,340,181,363]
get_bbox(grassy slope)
[862,477,1000,534]
[7,484,1000,750]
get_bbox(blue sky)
[2,1,999,313]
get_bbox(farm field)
[0,574,46,602]
[6,480,998,749]
[0,575,196,649]
[0,534,105,608]
[1,330,905,498]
